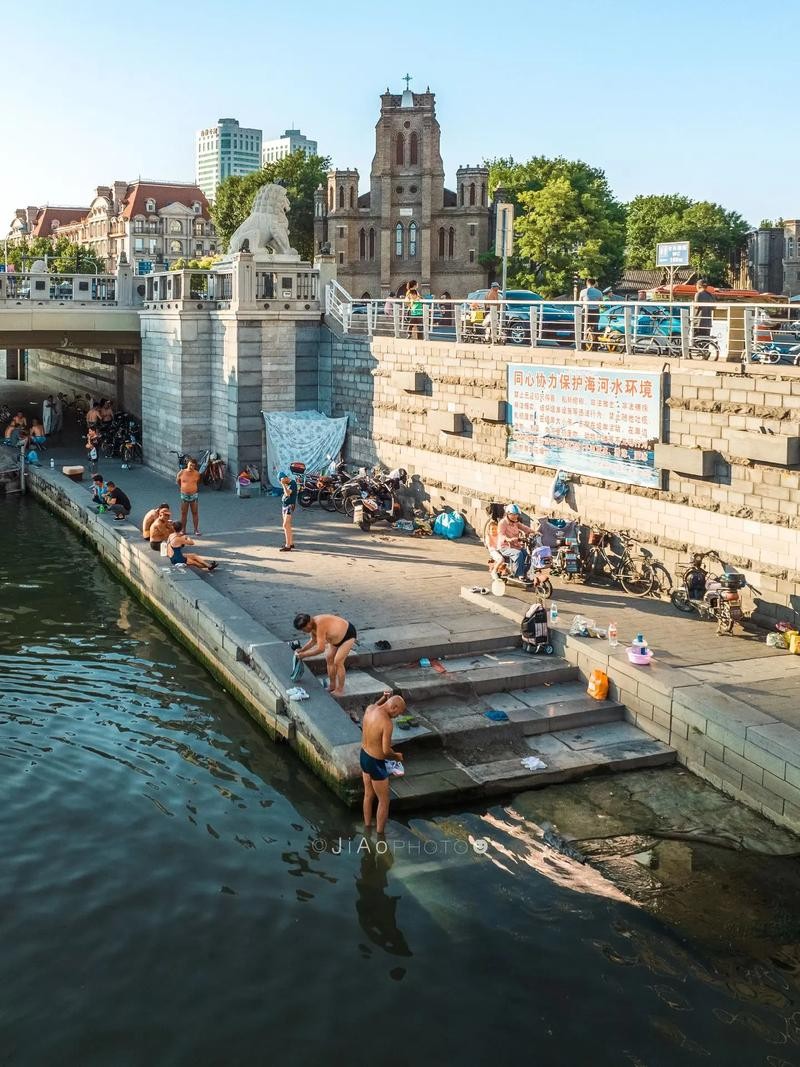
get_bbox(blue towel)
[484,709,509,722]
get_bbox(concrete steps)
[326,622,676,808]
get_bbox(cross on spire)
[403,73,412,90]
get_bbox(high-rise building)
[262,128,318,166]
[196,118,262,201]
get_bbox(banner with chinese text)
[507,364,662,488]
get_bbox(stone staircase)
[308,617,676,809]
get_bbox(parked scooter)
[671,550,752,635]
[353,479,402,530]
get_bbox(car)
[597,303,681,338]
[462,288,576,345]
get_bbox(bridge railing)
[0,272,119,305]
[324,284,800,366]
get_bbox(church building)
[314,83,490,298]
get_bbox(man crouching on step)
[361,691,407,833]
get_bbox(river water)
[2,496,800,1066]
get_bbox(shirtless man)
[142,502,170,541]
[360,690,407,833]
[176,459,202,535]
[147,506,174,552]
[293,612,358,697]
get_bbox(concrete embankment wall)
[324,331,800,627]
[26,348,142,417]
[463,588,800,836]
[26,469,363,803]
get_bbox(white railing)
[0,272,118,305]
[324,284,800,365]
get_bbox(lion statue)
[226,183,297,256]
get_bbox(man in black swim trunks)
[360,690,406,833]
[293,612,358,696]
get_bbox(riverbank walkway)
[5,381,800,826]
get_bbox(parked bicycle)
[580,528,656,596]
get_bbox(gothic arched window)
[481,182,486,206]
[395,222,404,257]
[469,182,476,206]
[438,227,445,258]
[790,237,796,259]
[338,185,344,209]
[359,228,366,260]
[409,222,417,258]
[395,132,404,166]
[368,227,375,260]
[448,227,455,258]
[328,186,333,210]
[459,185,464,206]
[409,131,418,165]
[349,186,355,208]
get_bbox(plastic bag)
[587,670,609,700]
[569,615,594,637]
[433,512,465,539]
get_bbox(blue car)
[597,304,681,338]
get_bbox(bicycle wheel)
[618,556,655,597]
[331,488,347,514]
[344,493,359,517]
[649,561,673,597]
[319,488,336,512]
[132,442,144,464]
[534,577,552,599]
[298,489,315,508]
[670,588,694,613]
[690,337,719,361]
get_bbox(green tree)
[169,255,219,271]
[626,194,750,285]
[211,149,330,261]
[486,156,626,296]
[50,237,105,274]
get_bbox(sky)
[2,0,796,229]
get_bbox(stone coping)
[26,467,364,799]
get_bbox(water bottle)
[608,622,618,648]
[550,602,558,624]
[632,633,648,653]
[49,457,55,469]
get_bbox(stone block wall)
[327,331,800,624]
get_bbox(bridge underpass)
[0,305,142,415]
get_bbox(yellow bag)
[788,632,800,655]
[587,669,609,700]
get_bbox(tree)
[485,156,626,296]
[50,237,104,275]
[211,149,330,261]
[625,194,750,285]
[169,255,219,271]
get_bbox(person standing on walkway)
[176,460,202,536]
[579,277,604,350]
[279,471,298,551]
[293,612,357,696]
[360,690,407,833]
[694,279,715,338]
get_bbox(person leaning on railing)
[694,280,715,338]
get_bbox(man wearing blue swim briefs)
[360,690,406,833]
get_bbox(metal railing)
[0,272,118,305]
[324,284,800,365]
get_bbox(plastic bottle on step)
[632,633,648,654]
[549,602,558,624]
[608,622,618,648]
[49,458,55,469]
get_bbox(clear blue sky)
[2,0,794,228]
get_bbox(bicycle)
[581,528,656,597]
[120,436,144,466]
[198,449,226,490]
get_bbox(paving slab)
[554,721,646,752]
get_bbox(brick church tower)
[315,83,489,298]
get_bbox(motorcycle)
[671,551,750,635]
[353,480,402,530]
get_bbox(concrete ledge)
[654,443,717,478]
[471,398,507,422]
[395,371,425,392]
[431,410,464,434]
[27,468,363,804]
[727,430,800,466]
